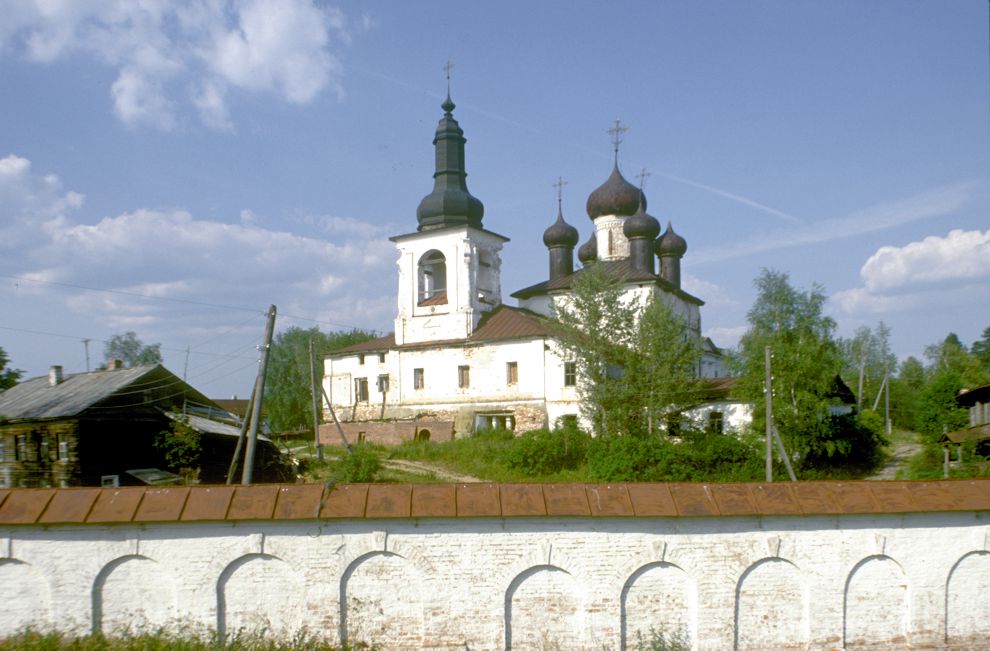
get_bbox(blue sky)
[1,0,988,399]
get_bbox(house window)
[354,378,369,402]
[413,368,424,390]
[564,362,577,387]
[358,354,365,365]
[378,352,386,364]
[39,434,49,462]
[58,435,69,461]
[15,435,28,461]
[377,374,390,393]
[708,411,724,435]
[0,438,5,461]
[458,365,470,389]
[506,361,518,385]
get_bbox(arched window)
[417,250,447,304]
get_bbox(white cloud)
[0,154,85,252]
[1,0,349,129]
[860,229,990,292]
[704,325,747,350]
[831,229,990,315]
[682,273,737,310]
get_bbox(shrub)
[499,427,590,475]
[798,412,887,472]
[334,444,381,483]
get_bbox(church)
[321,89,731,437]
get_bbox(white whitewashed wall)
[2,511,990,650]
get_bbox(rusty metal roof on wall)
[0,480,988,526]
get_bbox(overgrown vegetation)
[155,415,202,482]
[0,629,376,651]
[298,443,382,483]
[265,327,378,433]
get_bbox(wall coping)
[0,480,987,526]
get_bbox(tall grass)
[0,629,375,651]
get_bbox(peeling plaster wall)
[2,513,990,650]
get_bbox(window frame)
[413,368,424,390]
[506,361,518,386]
[563,361,577,387]
[458,365,470,389]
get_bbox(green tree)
[104,332,162,367]
[890,355,925,429]
[915,371,968,443]
[924,332,988,387]
[0,346,23,390]
[736,269,882,468]
[551,263,701,438]
[971,325,990,375]
[264,326,377,433]
[840,322,897,412]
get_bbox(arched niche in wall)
[92,554,176,635]
[417,250,447,304]
[946,550,990,645]
[217,553,305,641]
[843,555,908,649]
[504,565,584,651]
[734,557,806,651]
[0,559,51,638]
[621,561,693,651]
[340,551,423,648]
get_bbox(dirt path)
[867,435,923,480]
[382,458,483,483]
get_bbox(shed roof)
[0,365,214,421]
[0,479,987,525]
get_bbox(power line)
[2,273,373,332]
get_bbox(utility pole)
[226,378,256,484]
[241,305,276,485]
[309,337,324,461]
[183,345,190,381]
[765,346,773,482]
[884,372,891,436]
[82,339,91,371]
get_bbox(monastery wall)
[1,481,989,650]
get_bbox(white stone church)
[322,91,738,436]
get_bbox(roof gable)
[0,365,215,421]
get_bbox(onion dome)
[577,232,597,265]
[416,93,485,231]
[543,208,580,248]
[655,221,687,257]
[623,198,661,240]
[586,165,646,220]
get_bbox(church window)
[354,378,369,402]
[413,368,424,390]
[377,374,389,393]
[417,250,447,304]
[458,365,470,389]
[564,362,577,387]
[378,352,386,363]
[506,361,518,385]
[358,354,365,365]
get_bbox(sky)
[0,0,988,399]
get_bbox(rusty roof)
[330,306,552,357]
[0,480,987,526]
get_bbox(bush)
[798,412,887,472]
[586,431,765,483]
[499,427,591,475]
[334,444,381,482]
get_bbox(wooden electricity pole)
[241,305,276,485]
[765,346,773,482]
[309,337,324,461]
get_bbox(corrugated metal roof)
[0,479,986,525]
[0,365,162,420]
[511,259,704,305]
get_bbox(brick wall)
[1,481,989,650]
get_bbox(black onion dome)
[623,198,661,240]
[586,165,646,220]
[543,208,580,248]
[416,94,485,231]
[656,221,687,256]
[577,232,597,264]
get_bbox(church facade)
[322,91,726,436]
